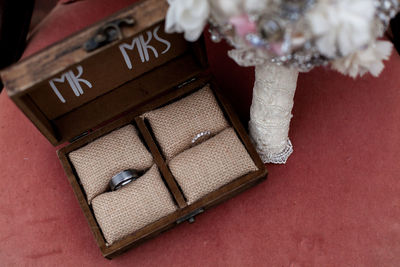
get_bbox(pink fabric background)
[0,0,399,265]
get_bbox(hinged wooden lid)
[0,0,208,146]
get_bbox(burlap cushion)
[69,125,153,203]
[91,165,177,245]
[169,127,258,204]
[143,85,229,160]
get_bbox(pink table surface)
[1,1,400,266]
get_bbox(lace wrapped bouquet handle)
[165,0,399,164]
[249,64,298,164]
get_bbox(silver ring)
[191,131,211,145]
[109,169,140,191]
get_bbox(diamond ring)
[191,130,211,145]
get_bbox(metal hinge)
[69,130,90,143]
[84,16,135,52]
[177,77,197,89]
[176,208,204,224]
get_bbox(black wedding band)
[109,169,140,191]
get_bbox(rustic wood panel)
[28,26,188,120]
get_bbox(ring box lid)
[0,0,208,146]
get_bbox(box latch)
[84,16,135,52]
[176,208,204,224]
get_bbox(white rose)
[244,0,269,14]
[209,0,242,25]
[214,0,242,17]
[331,40,393,78]
[165,0,210,42]
[307,0,375,58]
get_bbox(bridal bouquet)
[165,0,399,164]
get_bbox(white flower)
[210,0,269,19]
[209,0,242,25]
[331,40,393,78]
[165,0,210,41]
[215,0,242,17]
[307,0,376,58]
[244,0,269,14]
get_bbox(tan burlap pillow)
[169,127,258,204]
[69,125,153,203]
[91,165,177,245]
[143,85,229,160]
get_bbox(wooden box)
[0,0,267,259]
